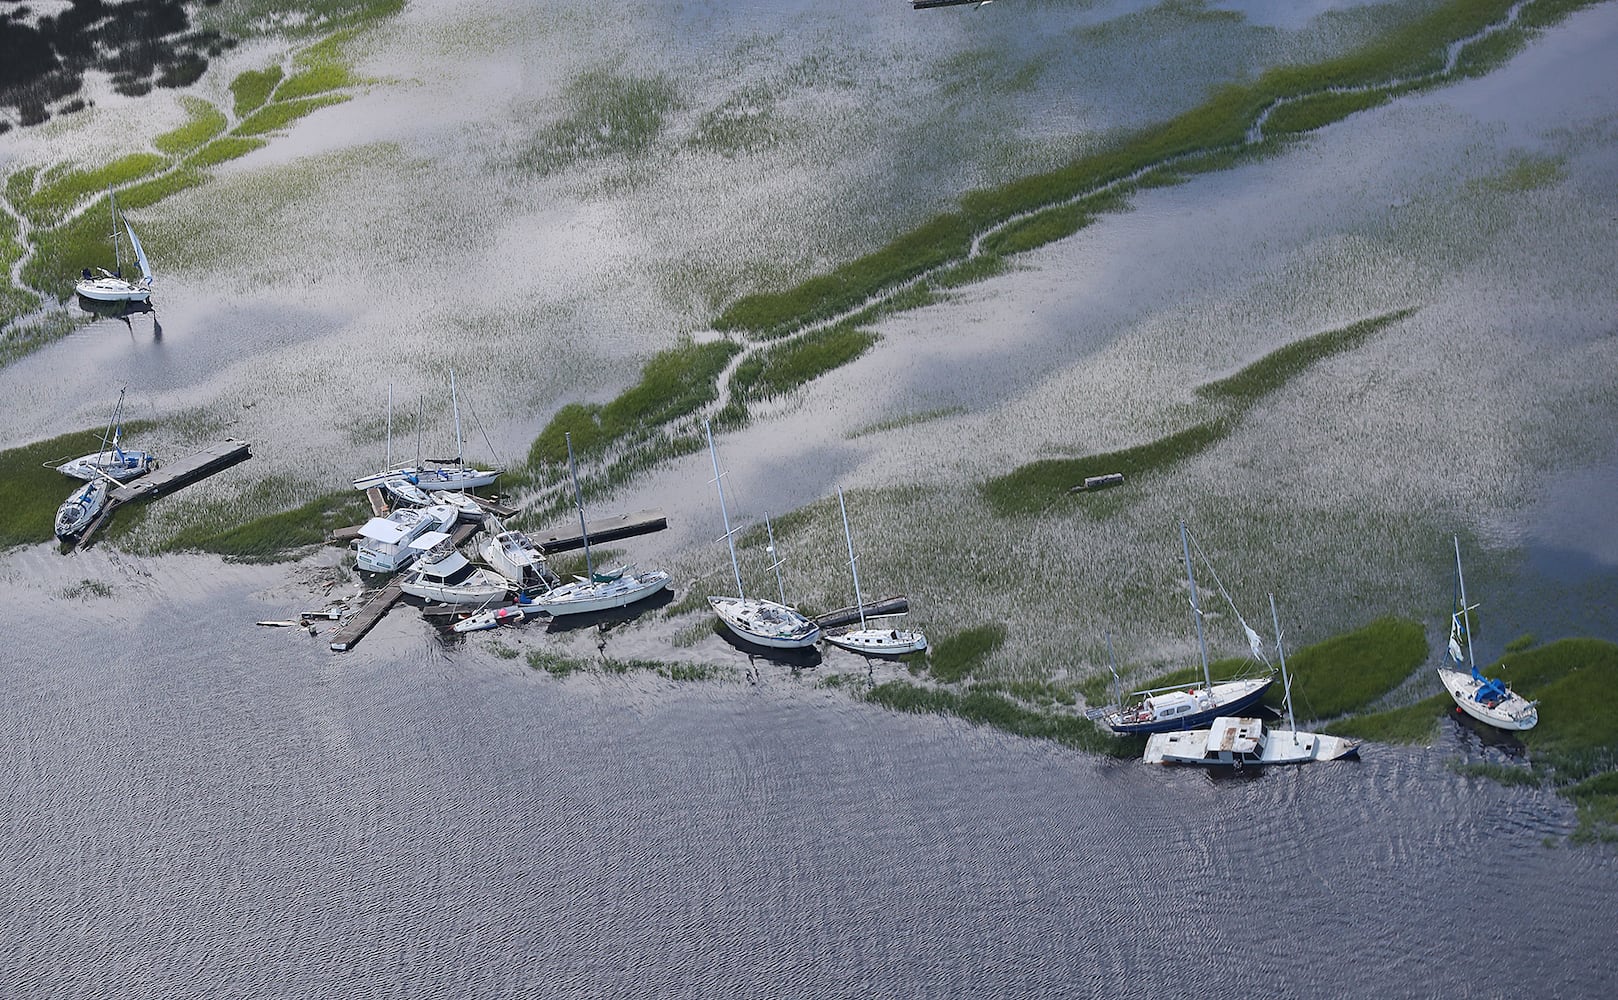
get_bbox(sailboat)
[703,421,820,649]
[1096,523,1273,734]
[353,373,502,492]
[523,432,670,616]
[1437,537,1538,731]
[1143,595,1360,766]
[822,488,927,656]
[75,187,154,303]
[55,387,159,482]
[55,478,110,540]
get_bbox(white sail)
[126,224,153,284]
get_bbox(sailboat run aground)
[75,187,154,303]
[822,488,926,656]
[1437,536,1538,731]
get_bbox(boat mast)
[1269,593,1296,734]
[704,420,745,599]
[101,386,126,459]
[763,512,787,606]
[1107,631,1120,713]
[1181,521,1213,692]
[566,432,594,581]
[385,385,393,467]
[108,186,123,277]
[416,395,424,468]
[1454,535,1479,677]
[837,489,867,629]
[450,368,464,465]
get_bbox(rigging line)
[460,392,504,468]
[1185,526,1271,669]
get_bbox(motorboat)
[479,515,553,589]
[353,504,458,573]
[399,541,511,605]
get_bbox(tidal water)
[1,557,1614,998]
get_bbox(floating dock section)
[74,439,252,548]
[815,595,909,630]
[327,521,480,652]
[532,508,667,554]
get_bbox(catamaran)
[822,488,926,656]
[523,433,670,616]
[703,421,820,649]
[1095,523,1273,734]
[1437,537,1538,730]
[1143,595,1360,767]
[56,387,158,482]
[353,374,502,492]
[75,187,154,303]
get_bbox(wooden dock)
[815,595,909,630]
[75,439,252,548]
[533,508,667,554]
[327,521,480,652]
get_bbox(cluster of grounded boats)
[1093,527,1538,770]
[51,389,160,541]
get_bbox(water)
[2,567,1613,998]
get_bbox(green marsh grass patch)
[21,154,168,226]
[927,623,1007,683]
[1262,91,1391,136]
[154,98,227,156]
[230,66,284,117]
[864,680,1131,756]
[0,425,152,549]
[158,487,371,562]
[1269,617,1428,721]
[519,69,680,175]
[190,137,269,169]
[1324,694,1449,744]
[236,95,350,136]
[723,326,877,424]
[1567,771,1618,844]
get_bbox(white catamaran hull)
[709,595,821,649]
[1438,668,1538,731]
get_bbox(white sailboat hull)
[530,568,671,616]
[354,466,501,492]
[709,595,821,649]
[824,627,928,656]
[75,277,151,302]
[400,575,510,605]
[57,449,158,482]
[1437,668,1538,731]
[1143,717,1360,766]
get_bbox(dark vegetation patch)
[519,68,680,175]
[926,623,1007,683]
[864,680,1135,757]
[0,1,237,129]
[716,325,877,427]
[1268,617,1428,720]
[0,423,155,548]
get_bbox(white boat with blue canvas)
[1096,523,1273,735]
[353,504,459,573]
[524,433,670,616]
[1144,595,1360,767]
[75,188,154,303]
[54,479,109,540]
[56,388,158,483]
[823,488,926,656]
[1438,537,1538,731]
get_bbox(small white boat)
[56,388,158,482]
[1144,595,1360,767]
[822,489,926,656]
[525,432,670,616]
[479,515,553,589]
[702,421,820,650]
[450,605,528,633]
[1438,537,1538,731]
[74,188,153,303]
[1096,523,1273,734]
[353,375,502,492]
[353,504,458,573]
[55,479,109,540]
[399,542,511,605]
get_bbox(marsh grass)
[230,66,284,117]
[23,169,205,292]
[1567,772,1618,844]
[0,424,154,548]
[157,487,371,562]
[154,98,227,156]
[527,341,739,465]
[1270,617,1428,720]
[721,325,878,425]
[487,641,520,660]
[927,623,1007,683]
[1324,694,1449,743]
[1262,91,1392,136]
[518,69,680,176]
[1448,759,1542,787]
[19,154,167,226]
[864,680,1134,757]
[982,310,1412,516]
[60,579,113,600]
[847,407,966,440]
[236,94,351,137]
[190,137,269,169]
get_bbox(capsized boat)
[1144,595,1360,767]
[822,488,926,656]
[702,420,819,649]
[1095,523,1273,734]
[74,187,154,303]
[524,432,670,616]
[399,540,511,605]
[55,479,109,540]
[353,504,458,573]
[450,604,529,633]
[1437,537,1538,731]
[56,387,158,482]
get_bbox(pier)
[815,595,909,630]
[74,439,252,548]
[532,508,667,554]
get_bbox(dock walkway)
[75,439,252,548]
